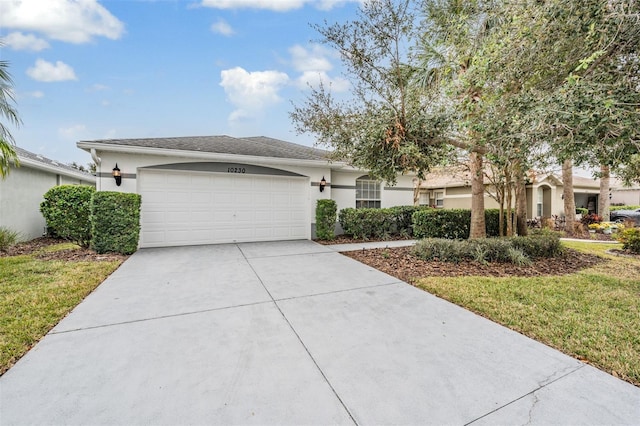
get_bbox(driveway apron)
[1,240,638,425]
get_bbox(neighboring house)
[610,179,640,206]
[0,147,96,240]
[77,136,416,248]
[419,167,602,219]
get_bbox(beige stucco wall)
[95,151,335,232]
[0,166,92,240]
[611,189,640,206]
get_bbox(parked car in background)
[610,208,640,225]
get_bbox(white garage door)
[139,169,309,247]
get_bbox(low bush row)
[331,206,508,240]
[40,185,141,254]
[338,206,431,240]
[610,205,640,211]
[412,234,564,265]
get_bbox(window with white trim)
[355,176,381,208]
[434,191,444,208]
[536,187,543,217]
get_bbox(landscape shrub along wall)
[40,185,96,247]
[316,199,337,240]
[611,205,640,211]
[338,206,430,240]
[91,192,141,255]
[412,208,506,239]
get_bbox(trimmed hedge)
[412,208,506,239]
[338,206,430,239]
[316,199,337,240]
[91,192,141,255]
[611,205,640,211]
[40,185,96,247]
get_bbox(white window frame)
[355,176,381,209]
[536,187,543,217]
[434,191,444,208]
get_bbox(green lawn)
[0,244,123,375]
[415,241,640,387]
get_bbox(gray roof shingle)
[79,135,330,162]
[15,146,94,177]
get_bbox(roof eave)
[77,141,349,169]
[16,155,96,183]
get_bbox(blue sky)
[0,0,361,166]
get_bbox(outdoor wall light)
[112,164,122,186]
[319,176,327,192]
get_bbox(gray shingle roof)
[80,135,330,162]
[15,146,94,177]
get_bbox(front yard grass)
[0,243,123,375]
[414,241,640,386]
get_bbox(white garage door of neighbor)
[139,169,309,247]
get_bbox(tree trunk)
[514,161,528,236]
[562,159,578,236]
[505,167,513,237]
[598,164,610,222]
[413,178,422,207]
[469,151,486,239]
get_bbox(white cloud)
[289,44,350,92]
[88,83,109,92]
[211,18,234,36]
[202,0,305,11]
[27,59,77,82]
[59,124,87,139]
[3,31,49,51]
[0,0,124,44]
[220,67,289,121]
[201,0,362,11]
[27,90,45,98]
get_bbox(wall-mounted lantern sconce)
[112,164,122,186]
[319,176,327,192]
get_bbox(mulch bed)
[342,246,606,282]
[0,237,128,262]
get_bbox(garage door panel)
[140,169,309,247]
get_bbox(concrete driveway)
[1,240,638,425]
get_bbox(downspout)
[91,148,101,191]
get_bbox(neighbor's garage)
[138,169,309,247]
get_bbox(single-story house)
[77,136,417,248]
[0,147,96,240]
[610,179,640,206]
[419,167,602,218]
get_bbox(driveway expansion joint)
[49,299,275,335]
[272,280,405,303]
[464,364,586,425]
[237,243,360,425]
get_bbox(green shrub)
[610,205,640,211]
[412,209,470,239]
[388,205,431,236]
[338,207,394,239]
[616,228,640,254]
[412,234,561,264]
[0,227,20,251]
[40,185,95,247]
[412,238,468,263]
[509,234,564,258]
[315,199,337,240]
[91,192,141,255]
[485,209,507,237]
[412,208,506,240]
[576,207,588,216]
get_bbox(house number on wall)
[227,167,246,174]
